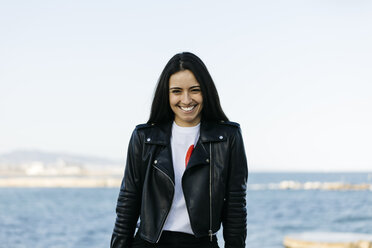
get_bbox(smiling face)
[169,69,203,127]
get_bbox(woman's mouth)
[179,105,196,113]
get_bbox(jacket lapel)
[145,121,175,183]
[185,138,209,170]
[154,145,175,183]
[186,121,227,170]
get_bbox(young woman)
[111,52,248,248]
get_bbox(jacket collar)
[145,120,226,145]
[200,121,227,142]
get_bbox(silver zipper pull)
[209,230,213,242]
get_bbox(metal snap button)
[219,136,223,140]
[206,158,210,163]
[147,138,151,142]
[154,160,158,164]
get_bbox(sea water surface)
[1,173,371,248]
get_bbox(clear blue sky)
[1,0,371,171]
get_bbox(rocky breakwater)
[279,181,372,191]
[284,232,372,248]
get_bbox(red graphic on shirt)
[185,145,194,168]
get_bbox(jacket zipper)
[153,164,175,243]
[209,142,213,242]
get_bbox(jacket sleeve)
[111,128,143,248]
[222,126,248,248]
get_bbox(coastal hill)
[0,150,123,176]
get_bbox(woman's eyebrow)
[189,85,201,89]
[169,85,200,90]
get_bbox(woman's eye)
[171,90,181,93]
[191,88,201,92]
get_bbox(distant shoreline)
[1,176,371,190]
[0,176,122,188]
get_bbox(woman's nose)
[181,92,192,104]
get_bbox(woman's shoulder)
[132,123,159,137]
[197,120,242,142]
[133,122,171,137]
[215,121,245,143]
[129,123,157,142]
[213,120,241,134]
[134,122,170,131]
[216,121,242,139]
[135,122,155,130]
[217,120,240,128]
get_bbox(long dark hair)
[147,52,228,124]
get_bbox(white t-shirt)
[162,121,200,234]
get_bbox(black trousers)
[131,231,219,248]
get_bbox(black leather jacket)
[111,120,248,248]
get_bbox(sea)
[0,172,371,248]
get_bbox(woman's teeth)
[180,105,195,111]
